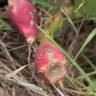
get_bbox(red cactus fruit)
[7,0,39,44]
[35,39,68,84]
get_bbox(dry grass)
[0,36,48,96]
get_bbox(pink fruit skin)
[7,0,38,42]
[35,39,68,83]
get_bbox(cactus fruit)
[35,39,68,84]
[7,0,39,44]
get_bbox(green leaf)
[49,14,64,36]
[32,0,52,7]
[75,28,96,60]
[74,0,96,17]
[32,0,64,10]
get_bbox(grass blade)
[75,28,96,60]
